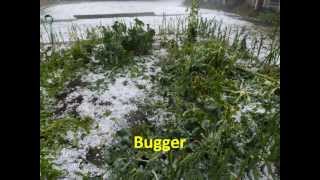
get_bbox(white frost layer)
[54,54,166,178]
[81,72,105,83]
[55,148,104,179]
[232,102,267,123]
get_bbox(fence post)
[44,14,54,49]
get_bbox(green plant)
[94,19,155,69]
[104,29,279,179]
[122,18,155,55]
[40,156,63,180]
[40,109,93,180]
[186,0,200,42]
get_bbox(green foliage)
[40,19,155,179]
[40,110,93,180]
[40,157,63,180]
[40,15,279,179]
[173,41,278,178]
[122,19,155,55]
[95,19,155,69]
[41,19,155,100]
[96,25,129,69]
[104,33,279,179]
[41,116,92,150]
[186,0,200,42]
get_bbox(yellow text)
[134,136,187,152]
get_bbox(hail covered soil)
[51,46,170,179]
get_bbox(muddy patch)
[86,146,105,167]
[54,94,84,117]
[125,110,148,126]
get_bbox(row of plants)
[40,19,155,179]
[159,15,279,66]
[103,1,279,179]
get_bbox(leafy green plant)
[40,109,93,180]
[186,0,200,42]
[94,19,155,69]
[122,19,155,55]
[104,26,279,179]
[40,157,63,180]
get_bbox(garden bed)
[40,5,279,178]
